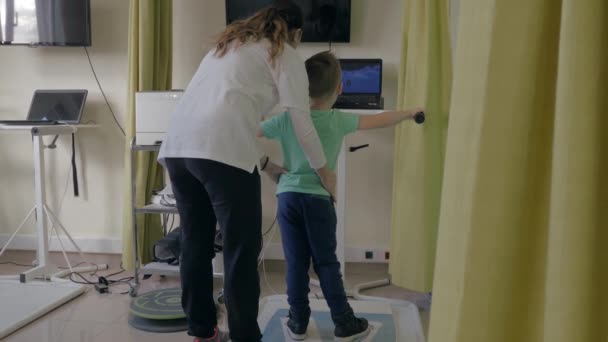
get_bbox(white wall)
[0,0,128,251]
[173,0,404,258]
[0,0,404,258]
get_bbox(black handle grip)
[414,112,425,124]
[349,144,369,152]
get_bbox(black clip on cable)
[414,111,425,124]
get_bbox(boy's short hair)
[305,51,341,100]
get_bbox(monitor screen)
[225,0,351,43]
[27,90,87,122]
[340,60,382,94]
[0,0,92,46]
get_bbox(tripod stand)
[0,125,107,282]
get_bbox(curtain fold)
[34,0,53,43]
[121,0,172,271]
[429,0,607,341]
[389,0,452,292]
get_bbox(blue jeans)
[277,192,349,318]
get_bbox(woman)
[158,1,334,341]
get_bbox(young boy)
[259,51,423,341]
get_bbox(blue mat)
[262,309,396,341]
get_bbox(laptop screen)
[27,90,88,123]
[339,59,382,95]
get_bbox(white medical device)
[135,90,183,145]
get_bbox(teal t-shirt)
[261,109,360,196]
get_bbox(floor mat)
[258,295,425,342]
[0,280,85,339]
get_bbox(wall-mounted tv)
[226,0,351,43]
[0,0,92,46]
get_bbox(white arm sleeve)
[274,46,327,169]
[287,107,327,169]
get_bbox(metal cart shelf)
[129,138,179,297]
[135,204,179,215]
[128,138,224,300]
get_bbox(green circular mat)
[128,313,188,333]
[130,288,186,320]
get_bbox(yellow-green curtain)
[429,0,607,341]
[122,0,173,271]
[389,0,452,292]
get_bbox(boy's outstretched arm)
[357,107,425,130]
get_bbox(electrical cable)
[69,272,97,285]
[160,195,177,207]
[103,262,126,278]
[253,214,279,294]
[162,214,169,234]
[0,261,33,267]
[56,156,72,216]
[83,47,126,136]
[67,261,135,294]
[58,261,97,270]
[262,216,277,237]
[258,215,278,267]
[261,224,279,295]
[168,214,176,232]
[1,260,98,273]
[262,256,279,295]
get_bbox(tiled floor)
[0,251,431,341]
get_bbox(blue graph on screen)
[341,64,381,94]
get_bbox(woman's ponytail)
[215,1,303,65]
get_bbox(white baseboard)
[0,234,122,255]
[0,235,388,263]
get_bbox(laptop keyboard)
[0,120,59,125]
[334,95,383,109]
[350,95,378,104]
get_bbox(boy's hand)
[263,160,288,184]
[407,107,426,119]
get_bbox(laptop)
[334,59,384,110]
[0,90,88,125]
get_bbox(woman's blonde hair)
[215,0,304,65]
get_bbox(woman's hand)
[316,166,336,199]
[263,160,288,184]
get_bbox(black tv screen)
[226,0,351,43]
[0,0,92,46]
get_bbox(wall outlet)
[385,251,390,260]
[365,251,374,260]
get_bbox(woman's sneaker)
[286,308,310,341]
[193,327,230,342]
[332,308,371,341]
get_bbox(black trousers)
[164,158,262,341]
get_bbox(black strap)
[71,133,79,197]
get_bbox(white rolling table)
[0,124,108,282]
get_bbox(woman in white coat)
[158,1,334,341]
